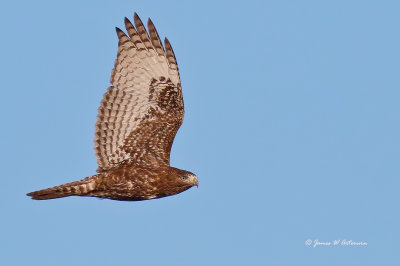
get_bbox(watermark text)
[305,239,368,248]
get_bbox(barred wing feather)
[94,13,183,172]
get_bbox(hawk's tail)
[27,175,99,200]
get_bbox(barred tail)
[27,176,99,200]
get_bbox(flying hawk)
[27,13,198,201]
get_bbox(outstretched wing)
[94,13,183,172]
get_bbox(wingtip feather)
[115,27,123,36]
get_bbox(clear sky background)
[1,0,399,265]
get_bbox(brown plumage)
[27,13,197,201]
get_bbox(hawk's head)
[181,170,198,187]
[170,168,198,189]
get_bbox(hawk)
[27,13,198,201]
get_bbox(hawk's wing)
[94,13,183,172]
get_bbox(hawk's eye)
[180,175,188,180]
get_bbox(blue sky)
[1,0,399,265]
